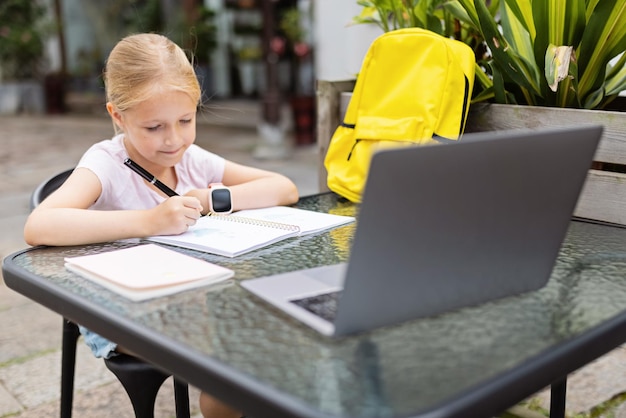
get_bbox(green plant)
[354,0,447,35]
[0,0,47,80]
[354,0,626,110]
[453,0,626,109]
[352,0,486,68]
[280,7,305,44]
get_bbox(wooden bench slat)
[574,169,626,225]
[466,103,626,165]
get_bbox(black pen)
[123,158,179,197]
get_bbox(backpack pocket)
[325,124,428,203]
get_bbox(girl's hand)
[147,196,203,235]
[184,189,209,216]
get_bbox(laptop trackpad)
[242,263,346,298]
[301,263,347,288]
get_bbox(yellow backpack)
[324,28,475,202]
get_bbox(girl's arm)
[223,161,300,210]
[185,161,299,216]
[24,168,202,246]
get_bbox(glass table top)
[8,193,626,417]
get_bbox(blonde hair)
[103,33,201,113]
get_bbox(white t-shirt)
[77,134,226,210]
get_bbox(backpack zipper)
[459,75,470,134]
[347,139,361,161]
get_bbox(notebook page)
[147,214,300,257]
[234,206,355,235]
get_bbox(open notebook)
[242,126,603,336]
[148,206,355,257]
[65,244,234,301]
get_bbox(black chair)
[31,169,190,418]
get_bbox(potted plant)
[352,0,626,109]
[0,0,47,114]
[452,0,626,109]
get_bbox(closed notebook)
[148,206,355,257]
[64,244,234,301]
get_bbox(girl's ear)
[106,102,124,131]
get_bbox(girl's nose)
[164,126,181,145]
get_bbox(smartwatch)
[208,184,232,214]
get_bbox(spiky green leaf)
[500,1,538,87]
[605,54,626,96]
[502,0,534,40]
[474,0,541,95]
[578,0,626,106]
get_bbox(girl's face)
[109,88,197,169]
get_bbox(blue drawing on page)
[191,228,238,240]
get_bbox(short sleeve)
[175,144,226,192]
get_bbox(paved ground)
[2,100,626,418]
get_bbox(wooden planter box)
[316,80,626,225]
[466,103,626,225]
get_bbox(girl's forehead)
[143,82,192,100]
[126,89,197,119]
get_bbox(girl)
[24,33,299,418]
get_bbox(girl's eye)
[146,125,161,131]
[180,119,192,125]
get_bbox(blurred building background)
[0,0,380,147]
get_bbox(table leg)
[550,377,567,418]
[60,319,80,418]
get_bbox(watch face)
[211,188,232,213]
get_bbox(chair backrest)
[30,169,74,210]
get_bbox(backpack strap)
[432,134,459,144]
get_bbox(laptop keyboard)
[290,291,342,322]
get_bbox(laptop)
[241,125,603,337]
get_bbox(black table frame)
[5,257,623,417]
[5,198,626,417]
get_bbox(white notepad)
[148,206,355,257]
[64,244,234,301]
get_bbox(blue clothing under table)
[4,192,626,418]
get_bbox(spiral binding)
[210,214,301,233]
